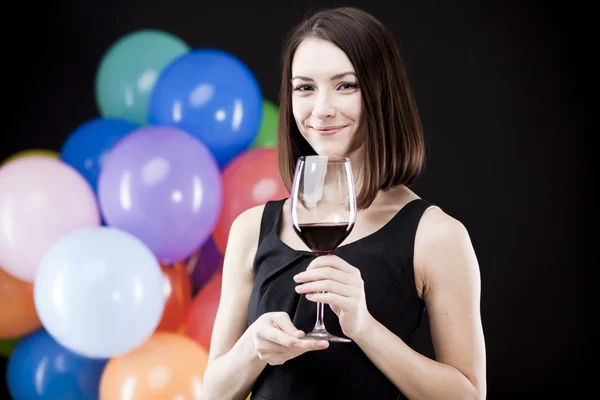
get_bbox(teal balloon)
[95,30,190,125]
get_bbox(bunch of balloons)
[0,28,287,400]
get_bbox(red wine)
[294,222,353,255]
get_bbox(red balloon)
[182,269,222,351]
[155,262,192,333]
[212,148,289,253]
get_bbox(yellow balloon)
[1,149,59,167]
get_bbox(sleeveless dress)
[247,198,432,400]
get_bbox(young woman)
[202,7,486,400]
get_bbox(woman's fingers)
[295,279,354,297]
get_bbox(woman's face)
[291,38,362,158]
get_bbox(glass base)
[299,329,351,343]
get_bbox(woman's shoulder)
[389,188,465,234]
[229,203,269,238]
[395,187,467,240]
[224,204,267,253]
[413,200,478,295]
[416,202,471,248]
[224,203,273,274]
[228,200,288,244]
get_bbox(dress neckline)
[271,198,422,255]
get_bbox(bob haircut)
[277,6,426,209]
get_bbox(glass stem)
[314,298,326,332]
[312,251,329,333]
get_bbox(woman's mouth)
[311,125,347,136]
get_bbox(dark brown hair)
[277,6,426,209]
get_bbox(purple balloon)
[97,125,222,263]
[189,237,223,293]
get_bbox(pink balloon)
[0,156,100,282]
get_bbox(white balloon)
[34,226,166,359]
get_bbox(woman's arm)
[201,205,268,400]
[353,208,487,400]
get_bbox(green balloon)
[251,100,279,149]
[0,338,19,358]
[95,29,190,125]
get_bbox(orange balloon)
[183,270,222,351]
[100,332,209,400]
[155,262,192,332]
[0,267,41,339]
[212,148,289,253]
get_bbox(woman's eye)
[338,82,359,90]
[294,84,313,91]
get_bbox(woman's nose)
[311,92,336,119]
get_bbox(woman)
[202,6,486,400]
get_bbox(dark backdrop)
[1,0,591,398]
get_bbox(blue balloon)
[7,329,107,400]
[60,117,139,193]
[34,226,166,359]
[148,48,263,168]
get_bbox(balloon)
[60,117,139,192]
[0,267,41,339]
[183,270,222,351]
[95,29,190,125]
[155,262,192,332]
[7,329,107,400]
[97,125,222,263]
[250,99,279,149]
[0,156,101,282]
[99,332,208,400]
[1,149,58,166]
[148,48,263,168]
[0,338,19,357]
[188,236,223,293]
[212,148,289,253]
[34,226,166,359]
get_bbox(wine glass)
[290,155,357,343]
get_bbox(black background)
[1,0,591,398]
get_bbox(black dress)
[247,198,432,400]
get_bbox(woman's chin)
[310,144,349,158]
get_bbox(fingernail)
[295,330,305,337]
[293,274,301,282]
[318,341,329,348]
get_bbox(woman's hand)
[294,255,374,340]
[251,311,329,366]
